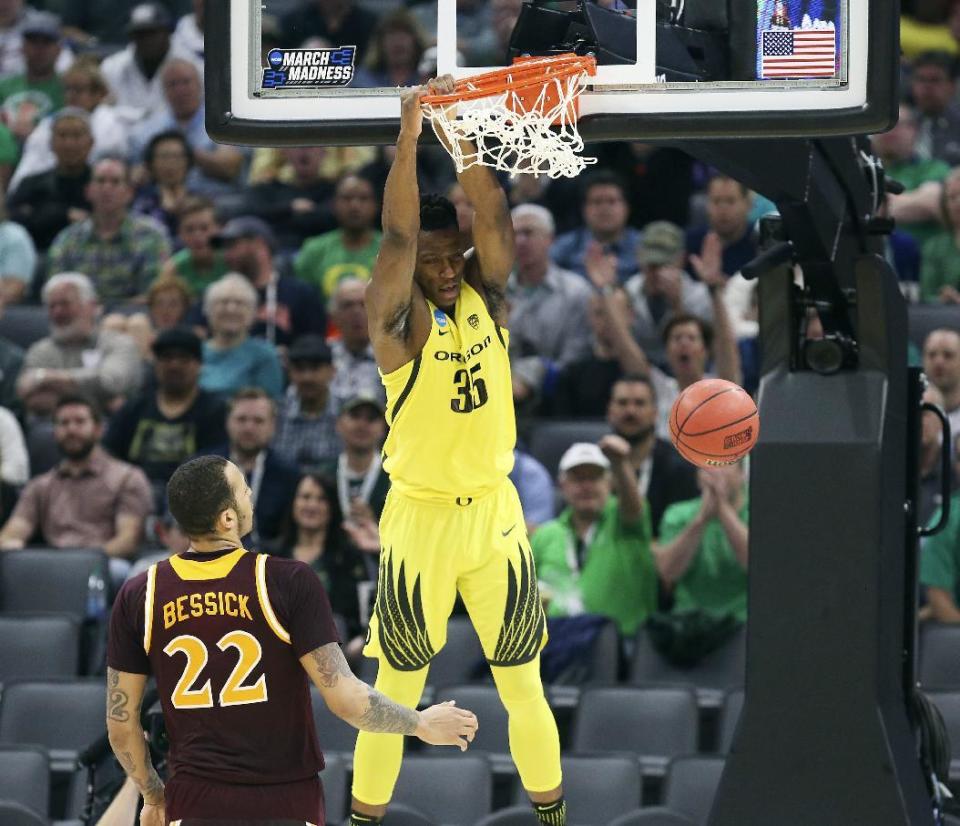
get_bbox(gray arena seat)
[0,679,106,771]
[0,800,48,826]
[0,304,49,349]
[630,626,746,708]
[717,688,745,754]
[0,548,108,621]
[391,755,492,826]
[908,304,960,352]
[527,420,611,478]
[570,686,698,777]
[322,752,347,824]
[0,745,50,817]
[310,686,360,757]
[432,685,509,769]
[661,756,726,825]
[343,803,436,826]
[0,614,80,681]
[919,623,960,688]
[512,755,642,825]
[25,419,59,478]
[474,808,538,826]
[925,691,960,781]
[606,809,696,826]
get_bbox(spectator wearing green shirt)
[655,462,749,623]
[294,172,382,298]
[920,447,960,620]
[872,104,951,248]
[0,13,65,144]
[159,195,228,297]
[531,438,658,636]
[921,169,960,303]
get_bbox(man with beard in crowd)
[0,393,152,580]
[605,375,698,537]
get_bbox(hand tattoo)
[106,667,130,722]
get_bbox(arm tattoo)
[107,667,130,723]
[384,301,413,341]
[358,686,419,735]
[309,642,353,688]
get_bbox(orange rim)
[420,54,597,107]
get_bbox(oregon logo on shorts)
[490,546,545,667]
[374,550,436,670]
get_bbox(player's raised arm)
[366,86,431,373]
[301,642,478,749]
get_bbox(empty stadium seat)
[661,756,725,825]
[0,614,80,682]
[474,808,538,826]
[570,686,698,776]
[310,686,360,756]
[919,624,960,688]
[925,691,960,781]
[350,802,435,826]
[512,755,642,825]
[606,808,696,826]
[0,679,106,771]
[0,745,50,817]
[322,752,347,824]
[432,685,509,769]
[25,419,59,478]
[0,304,49,349]
[630,626,746,707]
[717,688,744,754]
[391,756,492,826]
[0,800,48,826]
[908,304,960,353]
[528,420,611,478]
[0,549,108,621]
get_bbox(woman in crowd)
[354,9,427,88]
[103,275,194,361]
[133,130,194,240]
[198,272,283,399]
[267,472,371,663]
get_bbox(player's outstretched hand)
[427,74,457,96]
[416,700,478,751]
[139,800,166,826]
[400,85,425,139]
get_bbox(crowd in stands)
[3,0,960,820]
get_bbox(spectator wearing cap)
[273,334,342,470]
[550,170,643,283]
[9,58,131,196]
[317,391,389,574]
[104,326,228,509]
[99,2,204,121]
[531,438,658,637]
[199,273,284,401]
[8,107,92,251]
[623,220,713,369]
[685,176,758,280]
[327,277,383,410]
[507,204,593,413]
[0,393,153,577]
[129,58,248,198]
[0,12,64,143]
[212,215,327,347]
[0,0,71,78]
[17,272,143,417]
[46,155,172,304]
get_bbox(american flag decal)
[761,29,837,78]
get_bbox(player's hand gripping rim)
[416,699,479,751]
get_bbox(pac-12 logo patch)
[467,313,480,330]
[433,309,448,327]
[261,46,356,89]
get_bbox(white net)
[421,58,597,180]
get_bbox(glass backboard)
[205,0,897,146]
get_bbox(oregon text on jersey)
[262,47,356,89]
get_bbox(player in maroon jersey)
[106,455,478,826]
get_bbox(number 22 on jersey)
[164,630,268,709]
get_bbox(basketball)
[669,378,759,469]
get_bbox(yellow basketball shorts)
[363,479,547,670]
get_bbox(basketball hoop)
[420,54,598,180]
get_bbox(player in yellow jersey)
[351,79,566,826]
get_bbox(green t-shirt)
[920,232,960,302]
[920,491,960,602]
[530,496,657,636]
[294,229,382,297]
[0,124,18,166]
[886,157,951,247]
[0,74,64,122]
[659,496,750,622]
[171,249,229,298]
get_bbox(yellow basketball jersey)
[381,281,516,501]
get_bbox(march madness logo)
[262,46,355,89]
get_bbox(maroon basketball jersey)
[110,548,338,787]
